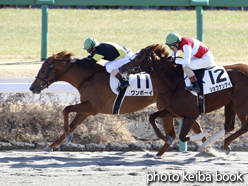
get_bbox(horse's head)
[119,44,163,74]
[29,51,75,94]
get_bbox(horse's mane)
[152,44,169,59]
[53,51,105,71]
[53,51,75,60]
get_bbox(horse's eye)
[40,69,46,74]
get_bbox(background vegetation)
[0,9,248,63]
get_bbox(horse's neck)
[57,65,106,90]
[150,65,179,92]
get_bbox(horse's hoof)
[197,146,204,152]
[154,155,162,159]
[225,147,231,155]
[66,134,72,143]
[205,146,213,153]
[43,146,53,152]
[166,136,172,144]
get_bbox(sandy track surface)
[0,149,247,186]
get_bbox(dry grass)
[0,93,132,144]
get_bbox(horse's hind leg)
[45,113,88,151]
[224,104,248,154]
[200,102,236,151]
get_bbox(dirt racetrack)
[0,149,247,186]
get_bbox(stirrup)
[116,82,130,91]
[185,86,200,93]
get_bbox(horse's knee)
[179,134,188,143]
[149,114,155,123]
[63,106,71,116]
[225,125,235,133]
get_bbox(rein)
[130,48,183,96]
[130,49,182,73]
[35,59,74,88]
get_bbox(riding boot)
[115,72,130,91]
[185,76,201,93]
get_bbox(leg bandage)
[189,131,207,141]
[201,128,225,148]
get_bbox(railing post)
[41,5,48,60]
[179,119,187,152]
[196,5,204,42]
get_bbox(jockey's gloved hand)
[171,57,176,65]
[167,56,176,64]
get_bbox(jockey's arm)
[174,45,191,66]
[76,53,104,66]
[76,58,97,66]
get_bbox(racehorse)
[119,44,248,154]
[29,51,206,156]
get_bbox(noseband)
[35,60,73,88]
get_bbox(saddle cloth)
[184,66,233,96]
[110,73,153,96]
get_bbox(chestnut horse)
[119,44,248,154]
[29,51,206,156]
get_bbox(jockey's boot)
[185,81,201,93]
[115,72,130,91]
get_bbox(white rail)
[0,78,78,93]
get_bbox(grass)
[0,9,248,64]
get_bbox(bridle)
[129,48,182,96]
[35,59,74,89]
[131,49,152,73]
[130,48,176,73]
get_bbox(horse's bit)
[35,60,73,88]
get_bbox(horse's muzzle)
[29,85,42,94]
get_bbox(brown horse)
[29,51,206,156]
[119,44,248,154]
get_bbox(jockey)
[165,33,216,93]
[70,37,134,91]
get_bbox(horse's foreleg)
[149,109,175,144]
[191,120,207,143]
[46,113,88,151]
[156,117,175,156]
[179,117,198,142]
[63,101,93,143]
